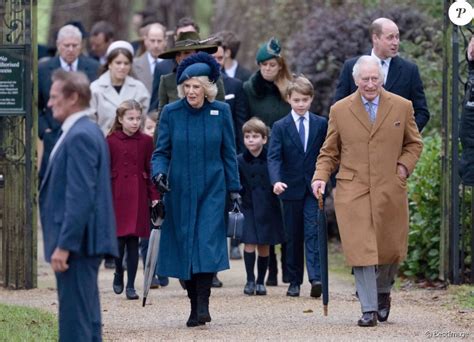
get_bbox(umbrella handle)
[317,189,323,210]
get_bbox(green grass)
[0,303,57,341]
[328,240,352,281]
[453,285,474,310]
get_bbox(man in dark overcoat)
[334,17,430,132]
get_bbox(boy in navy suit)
[267,76,328,297]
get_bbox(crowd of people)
[38,13,428,341]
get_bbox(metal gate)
[0,0,36,289]
[444,8,474,284]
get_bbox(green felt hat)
[256,37,281,64]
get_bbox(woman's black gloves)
[152,174,170,193]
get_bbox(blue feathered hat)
[176,51,221,85]
[256,37,281,64]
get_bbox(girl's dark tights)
[115,236,139,289]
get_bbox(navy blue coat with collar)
[334,55,430,132]
[38,55,100,179]
[267,112,328,201]
[238,148,285,245]
[39,116,118,261]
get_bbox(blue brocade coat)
[151,98,240,280]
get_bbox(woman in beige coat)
[312,56,423,327]
[90,40,150,135]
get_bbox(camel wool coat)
[312,89,423,266]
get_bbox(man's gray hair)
[57,24,82,43]
[352,55,384,80]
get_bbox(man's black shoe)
[357,311,377,327]
[211,274,223,288]
[310,280,322,298]
[286,284,300,297]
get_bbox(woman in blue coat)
[151,52,241,327]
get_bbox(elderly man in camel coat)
[312,55,423,327]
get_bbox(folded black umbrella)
[143,200,165,307]
[318,189,329,316]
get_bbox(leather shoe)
[377,293,391,322]
[310,280,322,298]
[357,311,377,327]
[255,284,267,295]
[230,246,242,260]
[265,273,278,286]
[158,275,169,287]
[126,288,139,300]
[104,258,115,269]
[113,272,124,294]
[286,284,300,297]
[150,275,160,289]
[211,274,223,288]
[243,281,255,295]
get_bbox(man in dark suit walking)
[38,24,100,182]
[334,17,430,132]
[39,70,118,341]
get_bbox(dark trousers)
[55,254,102,342]
[268,244,287,277]
[282,191,320,285]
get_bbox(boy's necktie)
[299,116,305,151]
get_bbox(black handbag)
[227,201,244,239]
[151,200,165,227]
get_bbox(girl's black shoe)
[126,287,139,300]
[113,272,124,294]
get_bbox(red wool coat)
[107,130,158,237]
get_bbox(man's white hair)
[57,24,82,43]
[352,55,384,81]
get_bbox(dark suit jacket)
[39,116,118,261]
[149,59,175,112]
[38,56,100,179]
[222,73,249,153]
[234,64,252,83]
[267,112,328,201]
[334,55,430,132]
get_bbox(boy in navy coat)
[267,76,328,297]
[238,118,285,296]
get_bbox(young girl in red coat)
[107,100,159,300]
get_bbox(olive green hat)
[158,31,218,59]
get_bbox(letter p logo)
[449,0,473,26]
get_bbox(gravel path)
[0,235,472,341]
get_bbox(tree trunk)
[49,0,134,45]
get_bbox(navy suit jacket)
[38,56,100,180]
[149,59,175,112]
[39,116,118,262]
[222,73,249,153]
[267,112,328,200]
[38,56,100,139]
[234,64,252,83]
[334,55,430,132]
